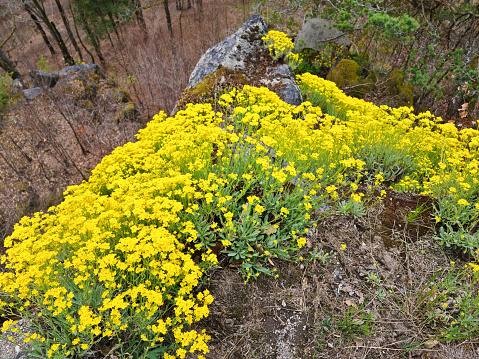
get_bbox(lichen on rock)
[174,15,302,114]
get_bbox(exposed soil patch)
[193,191,479,359]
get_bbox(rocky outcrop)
[294,18,351,53]
[58,63,102,81]
[179,15,302,112]
[28,69,59,88]
[11,64,104,101]
[263,64,302,106]
[187,15,268,89]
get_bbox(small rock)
[28,69,58,88]
[295,18,351,53]
[22,87,43,100]
[9,78,25,95]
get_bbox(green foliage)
[336,198,366,218]
[0,72,12,111]
[416,263,479,340]
[73,0,135,42]
[336,300,374,338]
[37,55,52,72]
[406,202,430,224]
[305,247,331,265]
[296,0,479,110]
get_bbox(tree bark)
[69,2,96,63]
[80,0,106,66]
[84,21,106,65]
[0,48,21,79]
[26,0,75,65]
[107,12,121,43]
[25,4,56,56]
[133,0,148,39]
[164,0,173,36]
[54,0,83,62]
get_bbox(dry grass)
[191,189,479,359]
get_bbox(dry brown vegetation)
[194,189,479,359]
[0,0,254,243]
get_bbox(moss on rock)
[114,101,139,122]
[385,68,413,108]
[327,59,361,88]
[175,66,249,112]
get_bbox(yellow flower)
[255,204,264,214]
[297,237,306,248]
[458,199,469,206]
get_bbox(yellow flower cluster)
[4,37,479,355]
[262,30,294,60]
[296,73,479,204]
[0,104,223,358]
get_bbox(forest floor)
[192,188,479,359]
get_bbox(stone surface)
[294,18,351,53]
[187,15,268,89]
[22,87,43,100]
[8,78,25,95]
[28,70,58,88]
[181,15,301,110]
[270,64,302,106]
[58,63,102,81]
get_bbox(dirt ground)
[192,188,479,359]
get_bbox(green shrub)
[0,72,12,111]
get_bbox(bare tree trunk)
[69,2,96,63]
[79,0,106,66]
[26,1,75,65]
[164,0,173,36]
[100,16,115,47]
[54,0,83,62]
[0,48,21,79]
[25,4,56,56]
[133,0,148,39]
[107,12,121,43]
[84,20,106,66]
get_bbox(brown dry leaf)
[255,245,264,255]
[266,225,277,235]
[424,339,439,349]
[345,299,354,306]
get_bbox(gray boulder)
[28,70,59,88]
[187,15,268,89]
[58,63,103,81]
[294,18,351,53]
[22,87,43,100]
[9,78,25,95]
[183,15,302,108]
[269,64,302,106]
